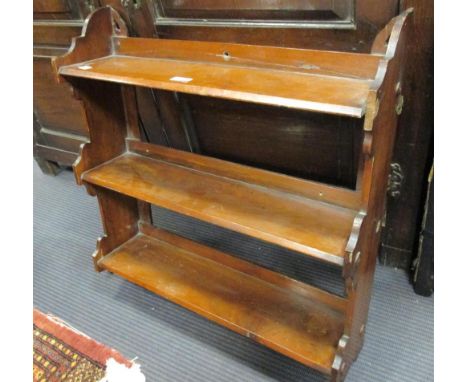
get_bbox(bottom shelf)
[98,223,346,374]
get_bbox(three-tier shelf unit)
[53,7,412,381]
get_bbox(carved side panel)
[336,10,413,379]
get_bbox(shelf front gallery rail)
[52,6,412,381]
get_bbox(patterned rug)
[33,309,136,382]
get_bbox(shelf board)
[98,223,346,374]
[82,148,358,266]
[59,53,372,117]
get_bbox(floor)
[33,163,434,382]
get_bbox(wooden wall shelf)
[53,6,412,381]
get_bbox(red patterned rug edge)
[33,308,132,369]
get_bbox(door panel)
[155,0,352,23]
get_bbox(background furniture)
[33,0,433,279]
[34,0,94,174]
[412,165,434,296]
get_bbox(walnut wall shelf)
[53,7,412,381]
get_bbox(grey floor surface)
[33,162,433,382]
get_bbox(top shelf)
[57,32,383,117]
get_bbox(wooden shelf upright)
[53,7,412,381]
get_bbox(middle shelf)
[82,143,359,266]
